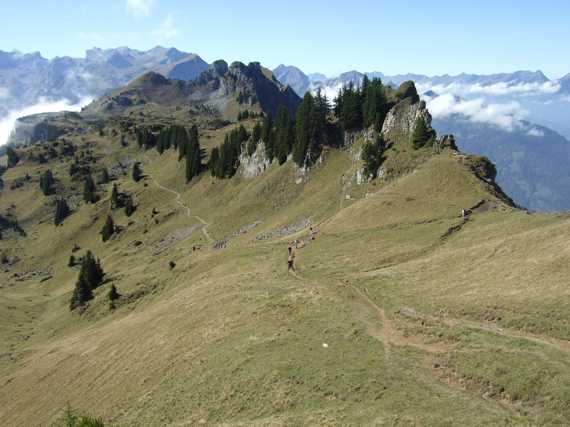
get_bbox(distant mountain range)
[0,46,209,117]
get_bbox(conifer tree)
[83,175,98,204]
[39,169,56,196]
[98,168,110,184]
[110,184,121,209]
[185,125,202,183]
[69,250,104,310]
[132,163,143,182]
[100,215,115,242]
[54,198,71,226]
[209,147,222,177]
[108,284,120,302]
[6,147,19,168]
[294,93,314,166]
[124,195,136,217]
[274,106,294,164]
[362,136,386,179]
[411,117,435,149]
[70,275,93,310]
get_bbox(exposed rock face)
[85,60,301,119]
[381,99,432,141]
[239,141,271,178]
[433,135,458,152]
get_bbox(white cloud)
[0,87,9,99]
[126,0,155,17]
[0,97,93,147]
[418,81,561,97]
[152,14,179,40]
[424,93,527,132]
[527,128,545,137]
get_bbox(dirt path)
[143,152,214,244]
[349,284,456,355]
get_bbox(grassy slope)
[0,124,569,426]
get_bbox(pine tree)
[54,198,71,226]
[132,163,143,182]
[100,215,115,242]
[6,147,19,168]
[98,168,110,184]
[294,93,314,166]
[110,184,120,209]
[68,255,76,267]
[69,251,103,310]
[274,106,293,164]
[108,284,120,302]
[209,147,221,177]
[124,195,136,217]
[83,175,98,204]
[411,117,435,149]
[185,125,202,183]
[39,169,56,195]
[362,136,386,179]
[69,275,93,310]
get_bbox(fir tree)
[411,117,436,149]
[274,106,294,164]
[83,175,98,204]
[98,168,110,184]
[361,136,386,179]
[108,284,120,302]
[185,125,202,183]
[294,93,314,166]
[100,215,115,242]
[209,147,222,177]
[110,184,120,209]
[69,275,93,310]
[69,251,103,310]
[132,163,143,182]
[124,195,136,217]
[6,147,19,168]
[68,255,76,267]
[54,198,71,226]
[39,169,56,195]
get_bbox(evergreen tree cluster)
[335,77,389,132]
[97,168,110,185]
[6,147,19,168]
[411,116,436,149]
[39,169,56,196]
[293,92,330,167]
[237,110,260,121]
[110,183,135,216]
[132,163,143,182]
[209,125,249,179]
[155,125,187,155]
[83,174,98,204]
[184,126,203,183]
[136,128,157,150]
[361,136,386,179]
[69,251,104,310]
[54,198,71,226]
[100,215,115,242]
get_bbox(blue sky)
[2,0,570,78]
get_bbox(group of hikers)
[287,226,317,272]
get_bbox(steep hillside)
[85,61,300,120]
[0,80,568,426]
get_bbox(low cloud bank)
[0,97,92,147]
[417,81,560,97]
[424,93,527,131]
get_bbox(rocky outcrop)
[381,98,432,141]
[239,141,271,178]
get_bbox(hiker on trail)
[309,226,317,241]
[287,246,295,272]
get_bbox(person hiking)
[287,246,295,272]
